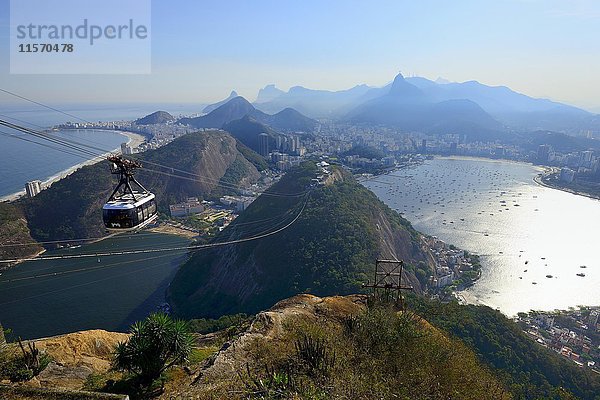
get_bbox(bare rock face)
[28,330,129,390]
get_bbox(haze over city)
[1,0,600,111]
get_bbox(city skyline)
[1,0,600,112]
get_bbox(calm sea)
[363,157,600,316]
[0,232,191,339]
[0,129,127,198]
[0,103,201,198]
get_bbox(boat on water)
[576,273,586,277]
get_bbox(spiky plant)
[113,313,194,385]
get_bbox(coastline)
[0,130,146,203]
[436,154,544,171]
[533,170,600,201]
[370,154,597,203]
[439,155,600,202]
[361,155,600,316]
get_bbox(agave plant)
[113,313,195,385]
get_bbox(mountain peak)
[389,73,425,99]
[255,84,285,103]
[202,90,242,114]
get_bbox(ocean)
[0,103,200,198]
[0,232,191,339]
[363,157,600,316]
[0,103,204,339]
[0,129,127,198]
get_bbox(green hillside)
[18,130,262,244]
[222,115,281,154]
[0,202,43,262]
[168,162,430,318]
[409,296,600,400]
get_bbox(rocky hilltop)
[0,295,506,399]
[3,294,599,399]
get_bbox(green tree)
[113,313,195,385]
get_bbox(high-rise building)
[580,151,593,167]
[560,167,575,183]
[258,133,269,157]
[537,144,552,163]
[290,136,301,154]
[588,311,599,328]
[25,180,42,197]
[121,142,133,155]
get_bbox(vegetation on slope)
[0,202,43,262]
[408,296,600,400]
[20,161,113,242]
[18,131,262,244]
[161,295,511,399]
[168,162,428,318]
[222,115,281,154]
[233,302,510,399]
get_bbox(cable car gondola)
[102,155,157,231]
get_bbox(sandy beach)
[0,130,146,203]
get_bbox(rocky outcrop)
[23,330,128,391]
[161,294,367,398]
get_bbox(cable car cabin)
[102,192,157,231]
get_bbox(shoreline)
[533,170,600,201]
[361,155,598,316]
[0,129,146,203]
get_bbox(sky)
[0,0,599,111]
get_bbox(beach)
[0,130,146,202]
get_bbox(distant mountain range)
[255,84,285,104]
[252,73,599,135]
[179,96,318,134]
[344,74,504,140]
[254,84,375,117]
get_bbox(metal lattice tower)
[363,259,414,309]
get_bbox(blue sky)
[1,0,599,111]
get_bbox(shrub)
[1,340,51,382]
[113,313,195,386]
[294,333,335,377]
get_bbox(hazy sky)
[1,0,599,111]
